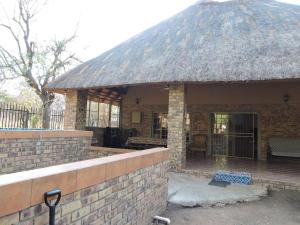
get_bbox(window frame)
[86,99,120,128]
[151,112,168,139]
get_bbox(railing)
[0,102,64,129]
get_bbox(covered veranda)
[49,80,300,186]
[46,0,300,188]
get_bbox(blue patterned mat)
[214,170,252,185]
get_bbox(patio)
[184,156,300,188]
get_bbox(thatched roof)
[47,0,300,90]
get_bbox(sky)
[0,0,200,61]
[0,0,300,95]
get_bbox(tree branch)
[0,46,23,76]
[0,0,79,108]
[0,23,26,65]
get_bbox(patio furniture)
[189,134,207,157]
[268,138,300,158]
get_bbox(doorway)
[210,112,258,159]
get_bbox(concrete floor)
[186,156,300,185]
[165,191,300,225]
[168,172,268,207]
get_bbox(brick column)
[167,84,186,170]
[64,90,88,130]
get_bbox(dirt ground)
[164,190,300,225]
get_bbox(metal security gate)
[210,112,258,159]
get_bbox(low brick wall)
[0,130,93,174]
[127,137,167,146]
[89,146,136,158]
[0,148,170,225]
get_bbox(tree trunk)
[42,102,51,129]
[41,92,54,129]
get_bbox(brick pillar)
[64,90,88,130]
[167,84,186,170]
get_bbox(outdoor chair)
[268,137,300,158]
[189,134,207,157]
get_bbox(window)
[185,113,190,143]
[152,113,168,139]
[86,100,120,128]
[110,105,120,128]
[151,112,190,140]
[212,113,229,134]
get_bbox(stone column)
[64,90,88,130]
[167,84,186,170]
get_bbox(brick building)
[47,0,300,170]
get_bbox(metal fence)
[0,102,64,129]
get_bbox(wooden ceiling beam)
[87,87,126,105]
[88,93,120,103]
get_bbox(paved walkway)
[168,172,268,207]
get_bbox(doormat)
[214,170,252,185]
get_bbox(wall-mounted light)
[135,98,140,104]
[163,85,170,90]
[283,94,289,103]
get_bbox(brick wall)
[167,84,186,170]
[188,103,300,160]
[64,90,88,130]
[121,89,187,169]
[89,146,136,158]
[0,148,170,225]
[0,131,93,174]
[121,102,300,162]
[127,137,167,146]
[122,104,167,137]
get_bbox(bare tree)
[0,0,79,128]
